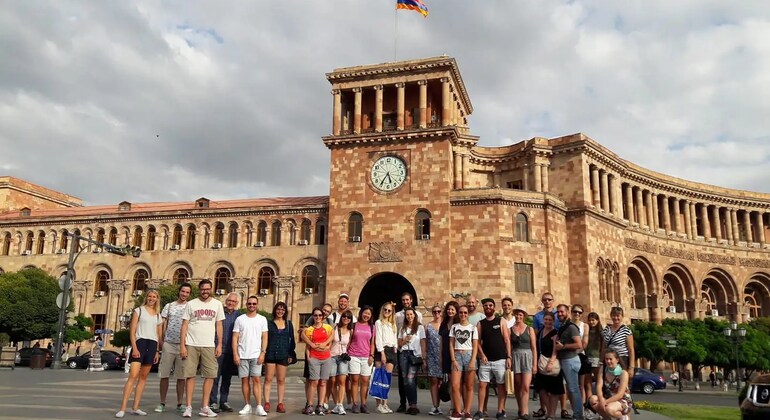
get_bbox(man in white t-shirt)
[180,280,225,418]
[233,295,269,416]
[156,282,192,413]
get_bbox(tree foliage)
[110,328,131,348]
[64,313,94,344]
[0,268,65,342]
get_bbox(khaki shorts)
[182,346,218,379]
[158,342,183,379]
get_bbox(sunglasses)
[459,311,469,315]
[383,308,392,313]
[542,298,553,301]
[341,315,352,319]
[432,310,442,314]
[247,302,258,306]
[572,310,582,314]
[313,314,324,317]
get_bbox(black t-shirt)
[556,320,580,360]
[478,316,507,361]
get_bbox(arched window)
[185,225,196,249]
[133,269,149,292]
[24,232,34,252]
[214,267,232,293]
[72,229,81,252]
[415,210,431,240]
[1,233,10,256]
[597,260,607,301]
[271,221,282,246]
[96,228,105,244]
[60,229,69,252]
[256,221,267,246]
[301,219,312,244]
[515,213,529,242]
[132,227,143,247]
[258,267,275,294]
[348,212,363,242]
[172,225,183,248]
[244,222,253,247]
[315,219,326,245]
[108,227,118,245]
[287,221,297,246]
[36,231,45,254]
[213,223,225,246]
[95,270,110,295]
[228,223,239,248]
[302,265,320,293]
[146,225,156,251]
[173,267,190,284]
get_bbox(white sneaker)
[199,406,218,417]
[183,406,192,418]
[376,405,388,414]
[255,405,267,416]
[115,411,125,418]
[337,405,347,415]
[384,404,393,414]
[239,404,252,415]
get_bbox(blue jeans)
[560,356,583,418]
[210,353,238,405]
[398,352,418,405]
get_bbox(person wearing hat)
[474,298,511,420]
[328,293,357,325]
[510,304,537,419]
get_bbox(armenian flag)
[396,0,429,18]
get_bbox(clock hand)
[386,173,392,184]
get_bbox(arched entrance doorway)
[359,272,417,319]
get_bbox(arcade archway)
[359,272,417,319]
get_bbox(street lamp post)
[51,233,141,369]
[722,320,747,392]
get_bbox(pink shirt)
[347,322,373,358]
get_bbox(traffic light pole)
[51,233,141,369]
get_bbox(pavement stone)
[0,367,673,420]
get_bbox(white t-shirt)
[161,301,187,344]
[450,323,477,351]
[468,312,484,326]
[182,298,225,347]
[233,313,269,359]
[395,309,424,330]
[134,306,163,341]
[398,325,426,356]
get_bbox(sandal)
[560,410,572,419]
[532,408,546,418]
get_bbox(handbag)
[368,366,392,400]
[439,374,451,402]
[538,354,560,376]
[337,327,351,362]
[407,351,423,366]
[504,369,515,395]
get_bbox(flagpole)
[394,6,398,61]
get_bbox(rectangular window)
[506,180,523,190]
[515,263,534,293]
[92,314,106,333]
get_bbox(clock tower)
[322,56,476,312]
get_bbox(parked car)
[631,368,667,394]
[66,350,125,370]
[741,373,770,420]
[14,348,53,367]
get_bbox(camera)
[339,353,351,362]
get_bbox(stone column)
[701,205,711,240]
[757,212,766,246]
[645,191,654,229]
[600,171,609,211]
[522,164,530,191]
[493,170,502,188]
[712,206,722,241]
[683,200,692,239]
[609,175,618,215]
[541,164,549,192]
[396,82,405,130]
[332,89,341,135]
[651,193,660,230]
[725,209,734,244]
[353,87,362,134]
[672,198,681,234]
[441,78,451,127]
[374,85,383,132]
[625,184,634,222]
[635,188,646,227]
[743,210,754,243]
[591,167,600,207]
[731,209,740,245]
[534,164,542,193]
[662,195,671,234]
[461,155,469,189]
[454,151,463,189]
[418,80,428,128]
[690,203,698,239]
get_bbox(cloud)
[0,0,768,206]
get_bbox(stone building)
[1,56,769,340]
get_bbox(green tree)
[64,314,94,344]
[110,329,131,348]
[631,321,667,368]
[0,268,64,342]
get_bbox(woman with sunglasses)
[571,304,591,410]
[348,306,376,413]
[302,307,334,415]
[374,302,398,413]
[425,305,445,415]
[448,305,478,420]
[264,302,296,414]
[329,310,353,415]
[398,307,427,415]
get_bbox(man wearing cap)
[474,298,511,420]
[328,293,357,325]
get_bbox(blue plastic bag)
[369,366,392,400]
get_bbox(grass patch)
[635,401,740,420]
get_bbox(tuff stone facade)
[1,56,769,342]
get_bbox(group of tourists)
[114,280,636,420]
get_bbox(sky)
[1,1,769,205]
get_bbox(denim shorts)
[453,350,473,372]
[330,355,349,376]
[478,358,506,383]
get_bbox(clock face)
[370,156,407,192]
